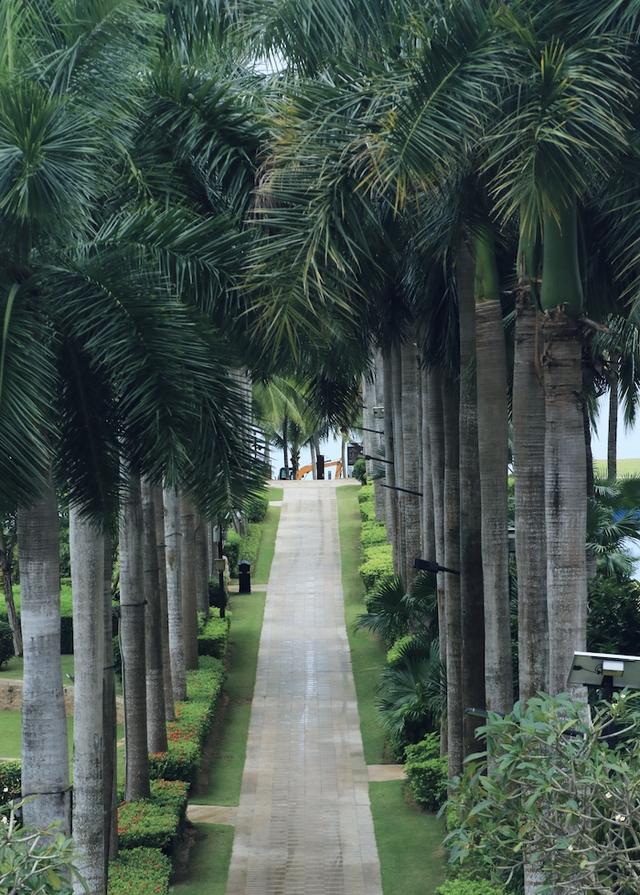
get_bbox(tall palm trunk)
[180,494,199,670]
[401,341,422,588]
[442,374,463,779]
[373,350,386,513]
[541,205,587,696]
[282,413,289,477]
[142,480,167,755]
[310,440,317,479]
[607,356,619,482]
[70,508,105,895]
[474,230,513,715]
[513,244,548,701]
[0,530,22,655]
[195,512,209,618]
[18,480,70,832]
[163,486,186,701]
[391,342,406,576]
[102,533,118,869]
[119,472,150,801]
[341,437,348,480]
[382,348,398,554]
[427,370,446,676]
[152,485,174,722]
[458,242,486,752]
[420,366,435,563]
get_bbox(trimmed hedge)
[149,657,225,785]
[361,520,388,548]
[117,780,188,851]
[0,621,13,667]
[108,847,171,895]
[0,761,21,801]
[404,734,448,812]
[224,525,262,578]
[198,615,230,658]
[358,484,375,503]
[359,543,394,592]
[436,882,506,895]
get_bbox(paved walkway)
[226,481,383,895]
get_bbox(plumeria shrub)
[0,800,83,893]
[0,762,21,802]
[447,692,640,893]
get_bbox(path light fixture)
[414,557,460,576]
[569,651,640,701]
[345,425,385,436]
[364,454,393,465]
[380,483,423,498]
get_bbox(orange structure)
[295,460,343,480]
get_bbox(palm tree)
[163,485,187,701]
[141,479,167,755]
[69,507,105,894]
[180,494,199,671]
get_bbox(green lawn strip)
[252,505,281,585]
[0,653,75,681]
[194,591,266,805]
[593,458,640,476]
[336,485,387,764]
[268,486,284,501]
[171,823,234,895]
[369,780,445,895]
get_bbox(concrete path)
[226,481,383,895]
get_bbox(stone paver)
[367,764,406,782]
[226,481,383,895]
[188,804,237,825]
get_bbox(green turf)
[268,486,284,501]
[252,505,281,585]
[171,823,234,895]
[0,710,74,760]
[369,780,445,895]
[0,653,75,681]
[336,485,387,764]
[195,591,266,806]
[594,459,640,477]
[0,582,73,617]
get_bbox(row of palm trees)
[233,0,640,792]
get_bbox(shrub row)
[108,847,171,895]
[117,779,188,851]
[404,734,448,812]
[149,656,225,785]
[359,543,394,593]
[361,519,388,548]
[198,614,230,658]
[247,491,269,523]
[224,523,262,577]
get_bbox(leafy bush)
[352,457,367,484]
[436,882,506,895]
[0,621,13,667]
[0,761,21,800]
[247,492,269,523]
[405,734,448,811]
[359,498,376,522]
[361,520,388,548]
[198,615,230,658]
[387,634,416,666]
[378,638,444,752]
[588,575,640,654]
[447,693,640,891]
[223,530,241,576]
[149,657,224,785]
[1,801,82,894]
[359,544,394,592]
[117,780,188,851]
[358,483,375,503]
[224,525,262,577]
[108,847,171,895]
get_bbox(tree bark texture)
[70,508,105,895]
[458,243,486,752]
[382,348,398,558]
[476,298,514,714]
[513,292,548,700]
[119,472,150,801]
[180,494,199,670]
[543,311,588,695]
[391,342,406,577]
[420,366,435,563]
[442,375,464,779]
[164,486,187,701]
[102,533,118,868]
[152,484,175,722]
[142,479,167,755]
[427,370,446,673]
[18,480,71,832]
[401,342,422,589]
[607,359,619,483]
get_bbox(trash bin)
[238,560,251,594]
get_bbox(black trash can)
[238,560,251,594]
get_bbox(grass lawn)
[336,484,387,764]
[594,458,640,477]
[171,823,234,895]
[268,485,284,501]
[194,590,266,806]
[370,781,445,895]
[252,505,281,585]
[0,654,75,681]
